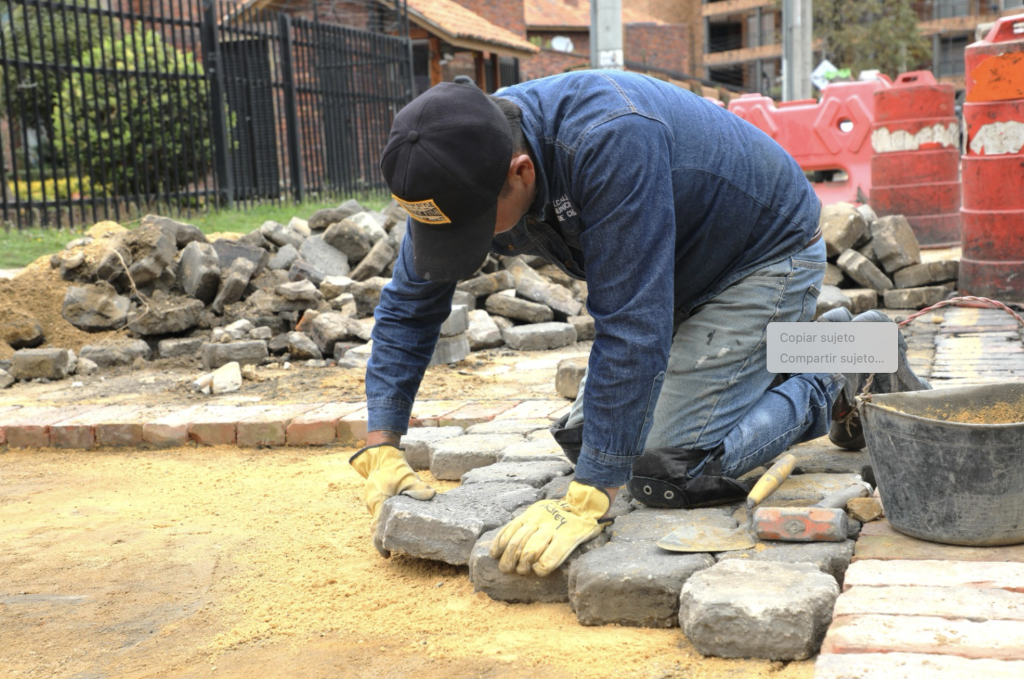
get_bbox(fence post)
[279,13,303,203]
[202,0,234,209]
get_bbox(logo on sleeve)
[393,195,452,225]
[553,195,577,221]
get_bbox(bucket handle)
[894,71,937,86]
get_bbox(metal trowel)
[656,453,797,553]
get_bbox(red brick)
[189,406,274,446]
[439,401,520,428]
[843,559,1024,592]
[822,614,1024,660]
[143,406,205,448]
[0,406,25,445]
[4,406,102,448]
[338,407,368,446]
[815,652,1024,679]
[286,403,364,446]
[408,400,464,428]
[95,406,183,448]
[494,399,567,420]
[237,404,323,447]
[49,405,130,449]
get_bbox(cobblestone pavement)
[2,299,1023,674]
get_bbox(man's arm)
[569,114,678,490]
[365,220,458,436]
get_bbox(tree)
[0,0,111,138]
[52,25,213,195]
[814,0,932,80]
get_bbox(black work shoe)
[822,309,932,450]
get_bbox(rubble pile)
[0,199,592,389]
[816,203,959,317]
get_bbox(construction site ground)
[4,276,1024,677]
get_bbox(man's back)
[496,71,820,314]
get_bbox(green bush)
[0,0,109,135]
[51,25,213,195]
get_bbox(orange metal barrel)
[960,14,1024,301]
[870,71,960,247]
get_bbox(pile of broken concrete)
[817,203,959,317]
[0,199,592,389]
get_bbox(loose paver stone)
[461,460,573,488]
[470,528,610,604]
[716,540,855,586]
[680,560,840,660]
[400,426,464,471]
[609,507,735,543]
[569,541,715,628]
[499,439,567,462]
[430,433,525,481]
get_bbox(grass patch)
[0,195,392,268]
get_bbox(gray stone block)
[260,219,306,249]
[430,433,525,481]
[201,340,268,369]
[350,277,390,317]
[820,203,868,258]
[568,315,595,341]
[893,260,959,288]
[80,339,152,367]
[609,507,735,543]
[308,201,364,230]
[375,493,512,565]
[350,239,395,281]
[716,540,856,587]
[824,263,845,286]
[276,279,320,302]
[319,275,354,299]
[467,310,503,350]
[268,243,299,270]
[762,473,865,505]
[158,337,204,360]
[485,294,553,323]
[0,368,14,388]
[211,239,269,278]
[815,285,852,317]
[10,348,72,381]
[502,322,577,351]
[211,257,256,316]
[787,437,874,485]
[679,560,839,660]
[298,235,350,278]
[470,527,610,603]
[467,419,552,436]
[128,296,205,336]
[569,542,715,627]
[556,356,587,399]
[505,258,583,317]
[461,460,573,488]
[62,282,130,332]
[323,218,373,261]
[499,439,568,463]
[440,305,470,337]
[845,288,878,314]
[871,215,922,273]
[837,250,894,293]
[883,286,947,310]
[457,270,515,298]
[141,214,207,249]
[452,289,476,310]
[286,332,322,360]
[427,333,470,367]
[443,481,544,514]
[178,241,221,304]
[400,426,464,471]
[308,312,362,355]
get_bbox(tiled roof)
[404,0,539,55]
[525,0,664,29]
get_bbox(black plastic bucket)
[860,383,1024,546]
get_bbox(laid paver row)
[0,399,571,449]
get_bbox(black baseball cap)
[380,82,513,282]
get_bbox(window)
[937,36,968,77]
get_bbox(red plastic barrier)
[960,14,1024,302]
[870,71,960,248]
[728,78,891,206]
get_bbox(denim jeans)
[567,237,843,481]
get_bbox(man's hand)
[350,443,436,557]
[488,481,612,577]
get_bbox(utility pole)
[782,0,813,100]
[590,0,623,70]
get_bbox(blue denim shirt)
[367,71,820,489]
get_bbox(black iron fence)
[0,0,413,229]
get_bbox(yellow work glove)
[488,481,612,577]
[350,444,436,557]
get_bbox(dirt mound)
[0,235,129,359]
